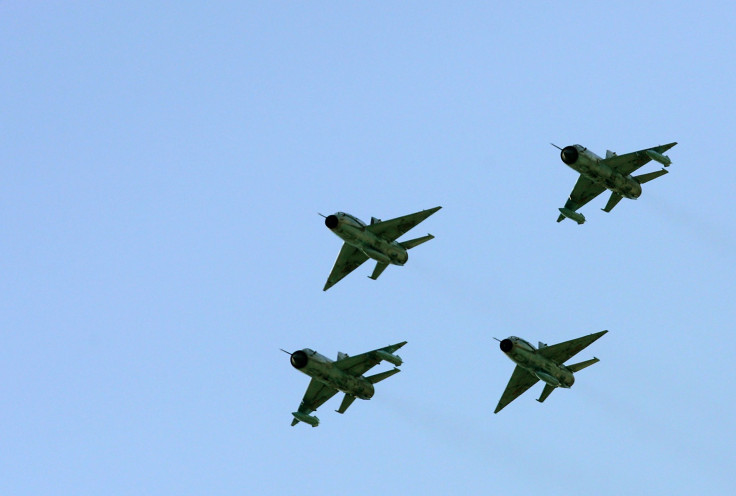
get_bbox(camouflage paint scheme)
[322,206,441,290]
[555,142,677,224]
[285,342,407,427]
[494,330,608,413]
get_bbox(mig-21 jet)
[553,142,677,224]
[282,341,407,427]
[493,330,608,413]
[321,206,441,290]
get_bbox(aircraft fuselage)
[325,212,408,266]
[499,337,574,388]
[560,145,642,199]
[289,348,375,400]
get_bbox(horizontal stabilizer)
[602,192,623,213]
[336,394,357,414]
[366,367,400,384]
[567,357,600,373]
[368,262,389,280]
[634,168,668,184]
[399,234,435,250]
[537,384,555,403]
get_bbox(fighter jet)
[553,142,677,224]
[282,341,407,427]
[321,206,441,290]
[494,330,608,413]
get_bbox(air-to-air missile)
[291,411,320,427]
[645,149,672,167]
[558,207,586,225]
[375,350,403,366]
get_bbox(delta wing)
[602,142,677,176]
[323,243,369,291]
[334,341,407,377]
[366,206,441,242]
[291,378,339,425]
[536,330,608,365]
[494,365,540,413]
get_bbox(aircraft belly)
[535,370,560,387]
[510,351,572,388]
[606,176,641,199]
[337,225,373,245]
[360,245,391,264]
[313,366,374,400]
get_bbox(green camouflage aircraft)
[553,142,677,224]
[494,331,608,413]
[282,342,407,427]
[320,207,441,290]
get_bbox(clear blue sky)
[2,2,735,495]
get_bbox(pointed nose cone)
[561,146,579,165]
[325,215,339,229]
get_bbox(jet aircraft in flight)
[321,206,441,290]
[494,330,608,413]
[553,142,677,224]
[282,341,407,427]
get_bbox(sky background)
[2,2,735,495]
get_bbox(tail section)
[366,367,400,384]
[567,357,600,373]
[634,169,668,184]
[399,234,434,250]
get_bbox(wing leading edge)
[323,243,369,291]
[292,378,339,425]
[536,330,608,365]
[334,341,407,377]
[602,142,677,176]
[494,365,540,414]
[366,206,441,242]
[557,175,606,222]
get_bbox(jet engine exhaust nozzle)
[325,215,339,229]
[290,350,308,369]
[499,339,513,353]
[561,146,579,165]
